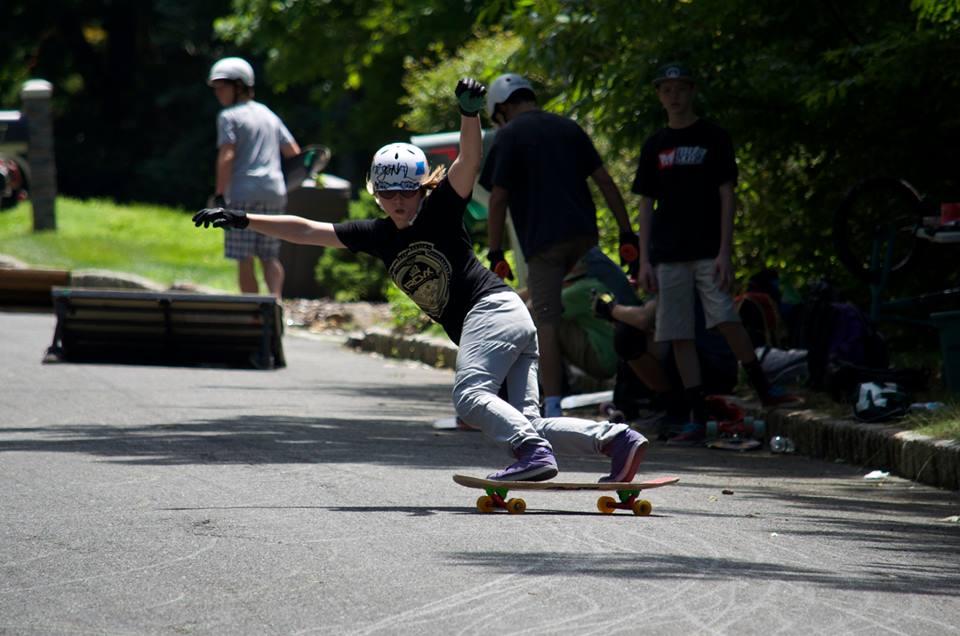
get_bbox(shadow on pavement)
[443,550,960,596]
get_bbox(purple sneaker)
[487,443,558,482]
[599,428,649,483]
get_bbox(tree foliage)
[0,1,237,206]
[493,0,960,294]
[3,0,958,302]
[214,0,497,185]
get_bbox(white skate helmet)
[485,73,535,118]
[366,143,429,194]
[207,57,255,88]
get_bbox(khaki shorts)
[654,259,740,342]
[526,236,595,324]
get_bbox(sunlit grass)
[0,198,238,292]
[905,402,960,441]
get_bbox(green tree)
[215,0,501,185]
[494,0,960,295]
[0,1,236,206]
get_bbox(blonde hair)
[420,165,447,191]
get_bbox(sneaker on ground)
[599,428,649,483]
[486,443,559,482]
[665,422,706,446]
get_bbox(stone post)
[20,79,57,231]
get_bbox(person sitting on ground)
[193,78,648,483]
[593,293,740,439]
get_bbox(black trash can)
[279,173,351,299]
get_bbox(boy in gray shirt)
[208,57,300,297]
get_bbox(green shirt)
[561,276,618,377]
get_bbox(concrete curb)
[764,407,960,490]
[346,327,457,370]
[347,327,960,491]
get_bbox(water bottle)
[770,435,796,454]
[910,402,945,412]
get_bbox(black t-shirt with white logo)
[631,119,738,263]
[333,178,512,344]
[479,110,603,258]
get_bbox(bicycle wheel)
[833,176,924,283]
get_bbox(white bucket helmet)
[366,143,429,194]
[486,73,535,117]
[207,57,255,88]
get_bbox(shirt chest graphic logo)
[389,241,452,318]
[658,146,708,169]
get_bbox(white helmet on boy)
[486,73,535,117]
[366,143,429,194]
[207,57,255,87]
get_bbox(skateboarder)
[193,78,647,483]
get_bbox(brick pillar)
[20,79,57,231]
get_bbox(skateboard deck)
[453,474,678,515]
[559,390,614,410]
[702,396,764,450]
[432,416,481,431]
[707,438,762,451]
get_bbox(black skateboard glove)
[192,207,249,229]
[213,194,227,208]
[591,289,616,322]
[488,249,514,281]
[456,78,487,117]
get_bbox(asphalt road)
[2,312,959,635]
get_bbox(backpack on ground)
[800,283,889,388]
[853,382,911,423]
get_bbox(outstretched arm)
[193,208,345,249]
[447,78,486,199]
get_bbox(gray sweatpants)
[452,291,628,458]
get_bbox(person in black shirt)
[194,78,648,483]
[479,73,640,420]
[632,63,800,444]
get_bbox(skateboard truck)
[475,486,652,516]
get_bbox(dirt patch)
[283,298,392,334]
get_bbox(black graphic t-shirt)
[631,119,738,263]
[333,178,512,344]
[479,110,603,258]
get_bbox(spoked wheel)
[833,176,924,283]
